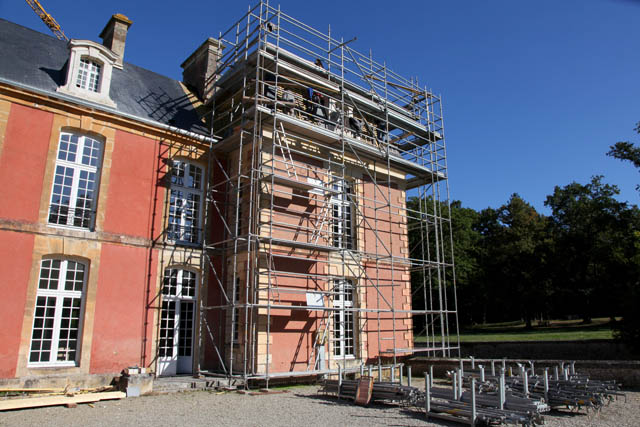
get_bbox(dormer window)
[76,58,102,92]
[57,40,118,108]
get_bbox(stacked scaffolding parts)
[200,1,459,385]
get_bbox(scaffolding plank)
[0,391,126,411]
[261,172,339,195]
[260,236,340,252]
[258,107,444,180]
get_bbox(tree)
[607,121,640,354]
[545,176,629,323]
[407,197,483,330]
[607,121,640,190]
[494,194,548,328]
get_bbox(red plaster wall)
[358,177,412,361]
[362,262,412,360]
[0,104,53,222]
[270,308,315,372]
[0,231,34,378]
[103,130,160,238]
[268,256,318,372]
[90,243,156,373]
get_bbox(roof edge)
[0,77,217,144]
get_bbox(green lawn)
[414,318,617,343]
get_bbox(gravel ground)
[1,385,637,427]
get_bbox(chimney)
[100,14,132,67]
[181,38,225,102]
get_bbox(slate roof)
[0,18,208,136]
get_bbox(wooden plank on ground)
[0,391,125,411]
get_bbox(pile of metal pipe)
[415,373,544,426]
[319,359,626,426]
[458,359,624,412]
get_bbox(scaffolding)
[199,1,459,386]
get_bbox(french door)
[157,269,197,376]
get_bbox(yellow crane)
[24,0,69,41]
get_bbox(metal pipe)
[338,364,342,400]
[430,365,434,388]
[452,370,458,400]
[470,378,476,426]
[425,373,431,415]
[544,368,549,402]
[499,368,505,410]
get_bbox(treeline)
[408,122,640,352]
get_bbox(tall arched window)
[331,178,355,249]
[168,159,204,244]
[28,258,87,366]
[48,132,103,230]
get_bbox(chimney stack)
[100,13,132,67]
[181,38,225,102]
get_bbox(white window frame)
[76,58,102,92]
[167,159,204,245]
[331,178,355,249]
[48,132,103,230]
[332,279,356,358]
[57,40,118,108]
[159,268,198,359]
[28,258,87,367]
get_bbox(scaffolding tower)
[199,1,459,385]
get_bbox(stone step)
[152,377,213,394]
[152,376,246,394]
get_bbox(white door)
[158,269,197,376]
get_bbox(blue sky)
[2,0,639,213]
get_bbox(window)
[48,132,102,229]
[168,160,204,244]
[76,58,102,92]
[332,279,355,358]
[331,179,354,249]
[162,268,197,298]
[159,268,197,359]
[29,258,86,366]
[56,40,118,108]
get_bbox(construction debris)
[0,391,125,411]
